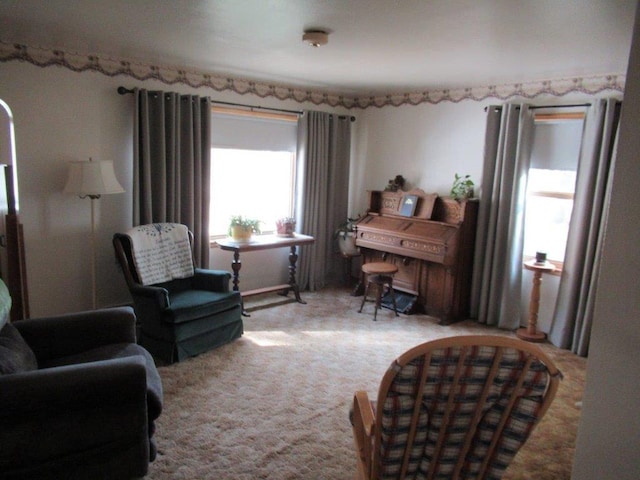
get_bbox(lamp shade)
[63,159,125,197]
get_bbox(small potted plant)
[276,217,296,237]
[229,215,261,242]
[334,215,361,255]
[450,173,475,200]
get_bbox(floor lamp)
[64,158,124,309]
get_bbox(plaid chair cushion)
[377,345,551,480]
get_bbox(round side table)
[517,260,556,342]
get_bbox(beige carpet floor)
[147,287,586,479]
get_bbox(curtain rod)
[484,103,591,112]
[212,101,355,121]
[117,86,356,121]
[530,103,591,110]
[210,99,303,116]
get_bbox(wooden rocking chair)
[351,335,561,479]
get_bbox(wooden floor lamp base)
[516,327,546,342]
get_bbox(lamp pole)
[89,194,99,309]
[63,158,124,310]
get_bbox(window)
[524,169,576,262]
[209,108,298,238]
[209,148,295,237]
[523,113,585,269]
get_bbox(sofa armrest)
[193,268,231,292]
[15,307,137,362]
[0,356,149,469]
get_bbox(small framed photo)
[400,194,419,217]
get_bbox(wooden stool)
[358,262,399,320]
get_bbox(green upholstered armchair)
[0,280,162,480]
[113,223,243,364]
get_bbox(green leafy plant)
[334,215,361,240]
[450,174,475,200]
[228,215,261,235]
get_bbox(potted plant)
[450,173,475,200]
[228,215,261,242]
[334,215,361,255]
[276,216,296,237]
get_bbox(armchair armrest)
[0,356,149,468]
[15,307,137,363]
[193,268,231,292]
[130,284,171,309]
[0,356,147,413]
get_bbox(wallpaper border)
[0,41,626,109]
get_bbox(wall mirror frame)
[0,98,29,320]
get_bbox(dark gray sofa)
[0,279,163,479]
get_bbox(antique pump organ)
[355,189,478,324]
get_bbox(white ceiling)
[0,0,636,95]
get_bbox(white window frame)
[209,147,296,239]
[523,112,585,274]
[208,107,298,241]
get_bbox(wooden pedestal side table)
[517,260,556,342]
[217,234,315,315]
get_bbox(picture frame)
[399,194,419,217]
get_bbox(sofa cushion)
[0,323,38,375]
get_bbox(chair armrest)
[130,284,170,309]
[352,391,376,480]
[0,356,147,413]
[353,391,376,436]
[15,307,137,362]
[0,357,149,467]
[193,269,231,292]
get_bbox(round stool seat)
[359,262,399,320]
[368,274,394,284]
[362,262,398,276]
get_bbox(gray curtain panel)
[549,98,621,356]
[470,104,534,329]
[133,89,211,267]
[295,111,351,290]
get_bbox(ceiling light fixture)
[303,29,329,47]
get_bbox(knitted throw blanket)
[127,223,194,285]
